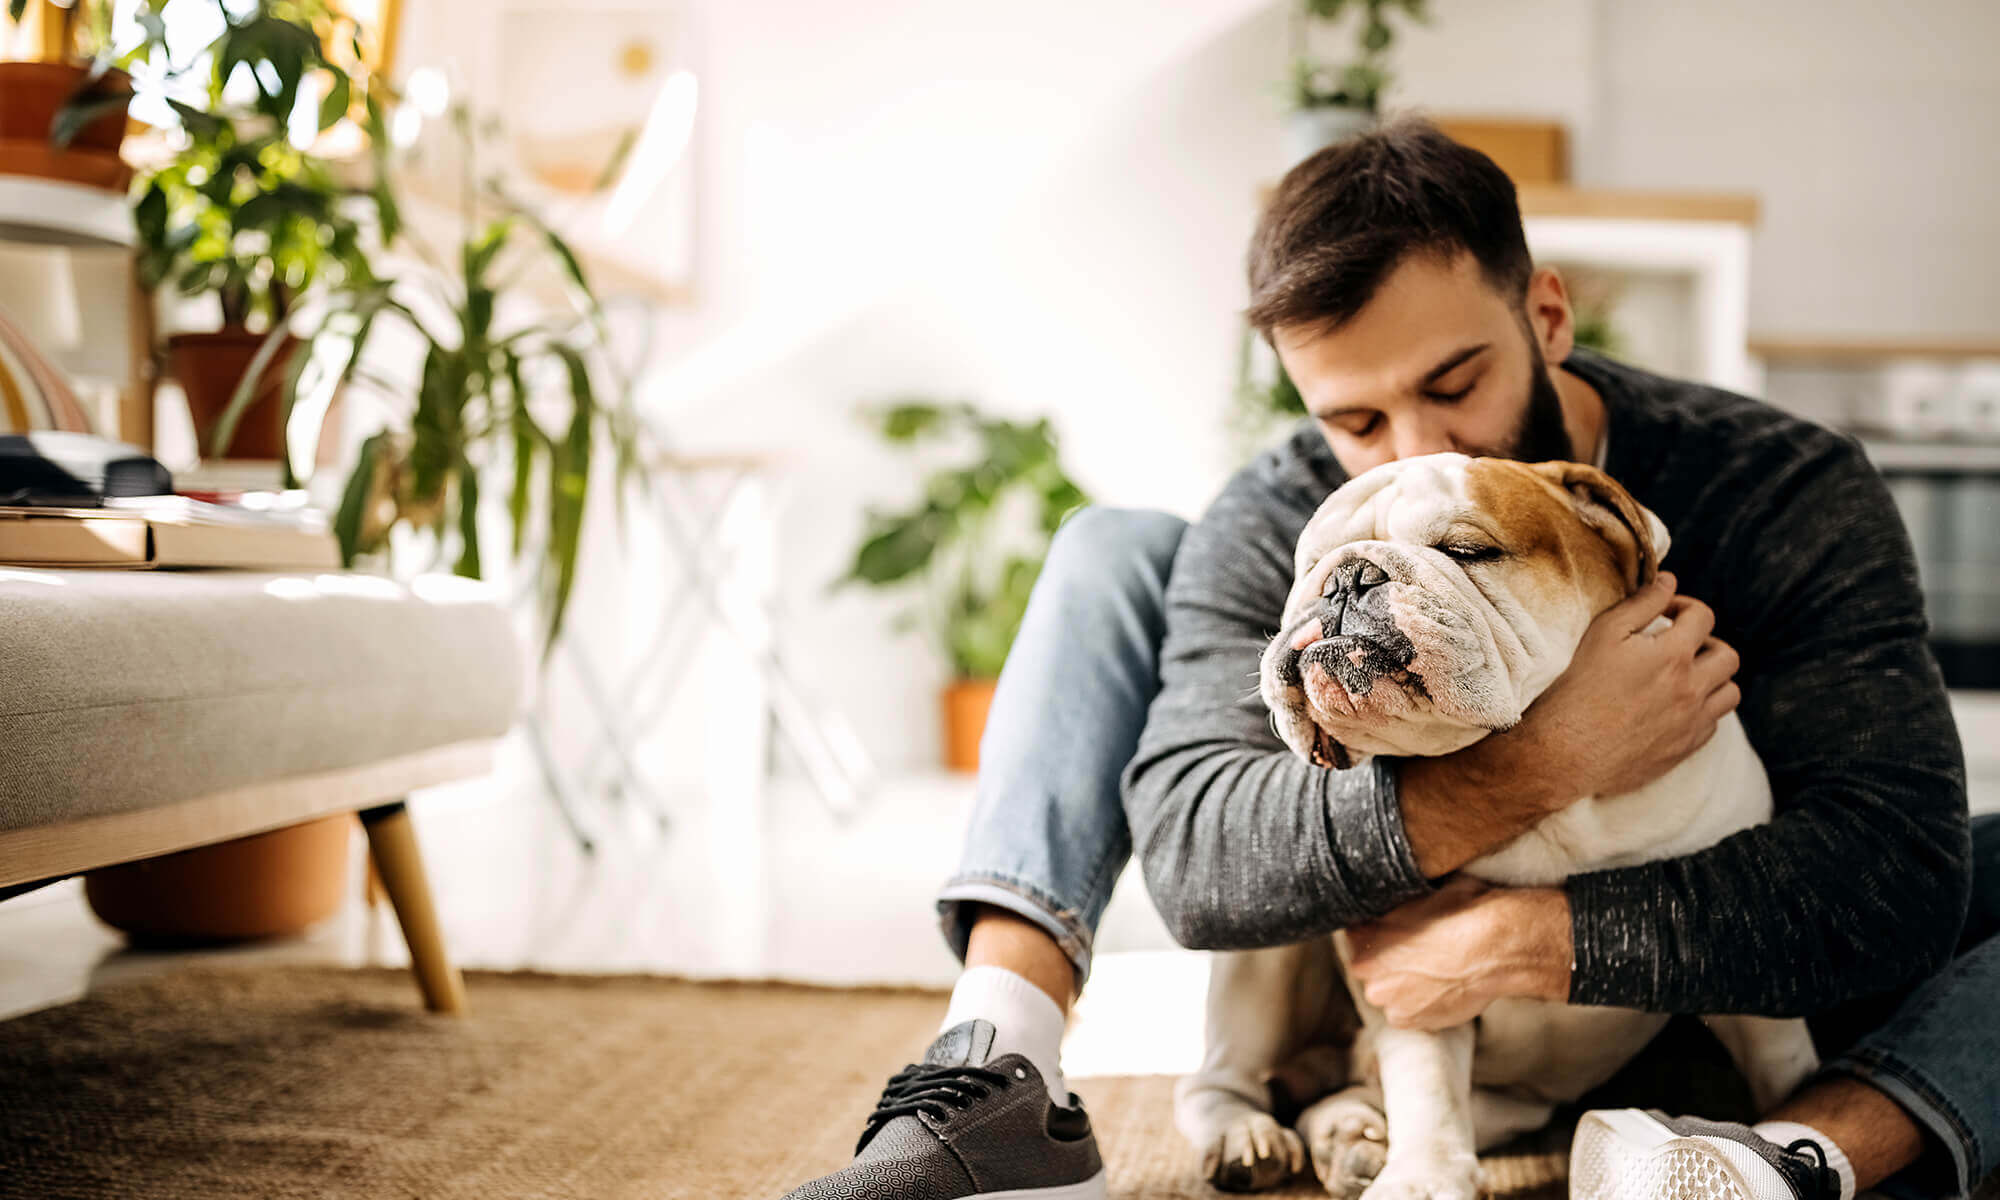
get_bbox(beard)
[1484,334,1574,463]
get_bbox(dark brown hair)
[1245,116,1533,338]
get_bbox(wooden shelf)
[1256,183,1758,226]
[1516,187,1758,225]
[1751,336,2000,364]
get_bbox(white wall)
[600,0,1298,771]
[1585,0,2000,342]
[398,0,2000,776]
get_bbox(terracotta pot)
[84,814,354,944]
[168,327,300,460]
[942,677,997,773]
[0,61,132,190]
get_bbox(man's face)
[1272,251,1575,478]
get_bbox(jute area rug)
[0,965,1752,1200]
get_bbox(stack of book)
[0,491,340,570]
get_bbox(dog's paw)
[1296,1088,1387,1199]
[1199,1110,1307,1193]
[1356,1151,1483,1200]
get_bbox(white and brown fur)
[1174,453,1818,1198]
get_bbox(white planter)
[1283,105,1378,169]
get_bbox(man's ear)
[1533,461,1670,591]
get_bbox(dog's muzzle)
[1280,555,1417,698]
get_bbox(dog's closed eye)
[1434,541,1505,564]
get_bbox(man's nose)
[1390,417,1457,461]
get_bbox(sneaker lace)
[1784,1139,1840,1200]
[858,1062,1015,1153]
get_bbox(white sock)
[1753,1120,1857,1200]
[939,965,1070,1106]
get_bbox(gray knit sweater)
[1121,349,1971,1016]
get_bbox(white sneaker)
[1571,1109,1842,1200]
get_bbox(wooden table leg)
[359,800,466,1015]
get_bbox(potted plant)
[0,0,134,190]
[1283,0,1426,166]
[227,102,646,652]
[139,120,372,463]
[73,0,376,946]
[122,1,374,465]
[839,401,1089,771]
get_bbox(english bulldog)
[1173,452,1819,1198]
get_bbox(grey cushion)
[0,567,523,831]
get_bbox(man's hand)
[1525,570,1743,800]
[1398,571,1743,877]
[1345,878,1572,1031]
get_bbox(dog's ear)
[1533,461,1670,591]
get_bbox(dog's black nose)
[1323,559,1390,600]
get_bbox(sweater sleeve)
[1566,437,1972,1015]
[1120,462,1436,951]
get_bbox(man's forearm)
[1396,728,1568,878]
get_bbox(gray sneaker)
[781,1019,1106,1200]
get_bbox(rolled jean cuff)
[936,872,1095,988]
[1814,1050,1982,1199]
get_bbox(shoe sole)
[973,1168,1108,1200]
[1571,1110,1762,1200]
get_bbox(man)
[780,119,1996,1200]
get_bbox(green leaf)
[207,323,293,457]
[505,351,537,558]
[285,293,385,487]
[539,222,593,307]
[878,401,945,442]
[1037,477,1089,533]
[845,509,946,586]
[173,260,213,297]
[134,181,168,245]
[318,71,350,132]
[542,362,595,654]
[454,459,482,579]
[460,220,512,346]
[464,217,515,287]
[49,91,131,151]
[362,92,401,240]
[332,431,386,567]
[165,98,225,141]
[274,329,313,489]
[1270,360,1306,415]
[371,180,402,244]
[232,189,288,231]
[608,402,647,528]
[409,343,462,509]
[7,0,29,23]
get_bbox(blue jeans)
[934,506,2000,1198]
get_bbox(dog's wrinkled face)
[1261,452,1671,769]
